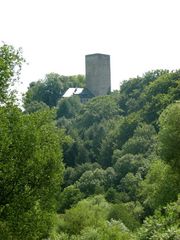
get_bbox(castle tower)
[85,53,111,96]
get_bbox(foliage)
[56,96,81,119]
[75,95,121,129]
[99,113,140,167]
[54,69,180,238]
[108,203,141,230]
[57,195,110,235]
[137,197,180,240]
[105,187,124,203]
[158,102,180,171]
[0,43,25,103]
[58,185,84,213]
[119,123,157,157]
[139,160,179,211]
[63,163,101,188]
[24,100,49,113]
[141,71,180,124]
[76,220,134,240]
[118,70,169,115]
[56,196,135,240]
[23,73,85,108]
[113,153,148,181]
[119,172,142,201]
[2,53,180,239]
[0,106,65,239]
[76,169,106,196]
[54,221,134,240]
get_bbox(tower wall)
[85,53,111,96]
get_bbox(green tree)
[120,123,157,157]
[56,95,81,119]
[113,153,147,182]
[118,70,169,115]
[82,121,111,162]
[63,163,101,188]
[140,71,180,124]
[75,95,121,129]
[105,187,122,203]
[76,169,106,196]
[58,185,84,213]
[23,73,85,108]
[137,197,180,240]
[119,172,142,201]
[158,102,180,171]
[78,220,134,240]
[99,113,139,167]
[139,160,179,211]
[0,43,24,103]
[63,138,90,166]
[24,73,63,108]
[0,107,65,239]
[58,195,110,235]
[56,195,135,240]
[108,203,141,230]
[24,100,49,113]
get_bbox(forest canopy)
[0,43,180,239]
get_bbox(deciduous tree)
[0,107,65,239]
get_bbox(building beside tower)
[63,53,111,101]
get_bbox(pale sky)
[1,0,180,94]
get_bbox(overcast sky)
[1,0,180,93]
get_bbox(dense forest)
[0,43,180,240]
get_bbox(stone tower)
[85,53,111,96]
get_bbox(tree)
[119,172,142,201]
[137,197,180,240]
[99,113,139,167]
[77,220,133,240]
[76,168,106,196]
[140,71,180,124]
[56,196,135,239]
[56,95,81,119]
[0,43,24,103]
[23,73,85,108]
[139,160,179,211]
[24,74,63,108]
[105,187,122,203]
[82,121,110,162]
[113,154,147,182]
[58,185,84,213]
[107,203,141,230]
[63,163,101,188]
[58,195,110,235]
[119,123,157,157]
[118,70,169,115]
[75,95,121,129]
[0,107,65,239]
[24,100,49,113]
[158,102,180,171]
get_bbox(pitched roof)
[63,88,84,97]
[79,88,94,98]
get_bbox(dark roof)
[79,88,94,98]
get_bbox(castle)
[63,53,111,102]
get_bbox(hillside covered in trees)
[1,43,180,239]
